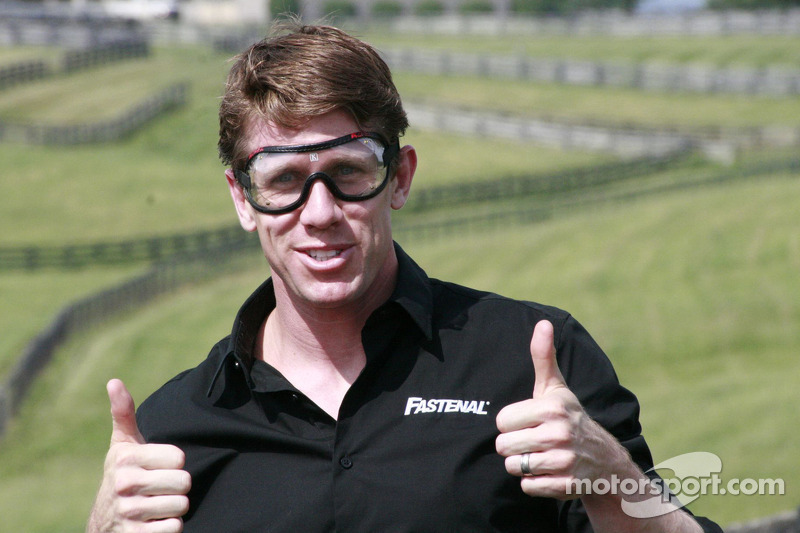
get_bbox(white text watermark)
[565,452,785,518]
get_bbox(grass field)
[0,46,59,65]
[395,73,800,130]
[0,48,616,247]
[0,44,613,374]
[0,173,797,531]
[0,47,224,121]
[362,32,800,68]
[0,266,146,376]
[1,30,798,531]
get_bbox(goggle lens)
[236,133,396,214]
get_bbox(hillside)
[1,30,798,530]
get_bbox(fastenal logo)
[565,452,785,518]
[404,397,490,416]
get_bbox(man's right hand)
[87,379,191,533]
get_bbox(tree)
[511,0,639,15]
[708,0,800,8]
[270,0,300,18]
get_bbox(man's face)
[226,110,415,314]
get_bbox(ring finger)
[505,450,572,478]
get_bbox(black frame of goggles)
[234,132,400,215]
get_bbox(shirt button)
[339,457,353,469]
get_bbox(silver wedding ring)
[520,452,532,476]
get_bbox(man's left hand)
[495,319,628,500]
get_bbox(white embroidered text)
[404,397,490,416]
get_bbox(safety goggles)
[235,132,400,215]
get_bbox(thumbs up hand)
[109,378,146,446]
[87,379,191,533]
[496,321,623,500]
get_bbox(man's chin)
[294,280,364,309]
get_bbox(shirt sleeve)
[552,315,722,533]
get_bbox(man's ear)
[225,169,257,232]
[391,145,417,210]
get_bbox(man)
[88,23,721,532]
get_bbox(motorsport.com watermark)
[565,452,785,518]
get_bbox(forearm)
[583,489,703,533]
[581,439,702,533]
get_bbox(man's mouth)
[306,249,343,262]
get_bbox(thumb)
[107,378,145,445]
[531,320,566,398]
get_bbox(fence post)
[0,385,9,437]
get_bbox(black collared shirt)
[137,244,720,532]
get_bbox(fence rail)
[406,155,682,212]
[382,48,800,96]
[5,155,800,272]
[62,39,150,73]
[0,156,682,271]
[0,82,188,145]
[406,102,800,161]
[0,6,144,48]
[0,60,51,91]
[396,156,800,242]
[384,10,800,37]
[0,40,152,94]
[0,154,798,437]
[725,508,800,533]
[0,242,255,435]
[6,153,800,271]
[0,224,251,270]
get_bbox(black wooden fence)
[1,154,798,437]
[406,156,681,212]
[397,156,800,243]
[4,154,800,272]
[0,40,150,92]
[0,240,256,435]
[406,102,799,161]
[0,224,252,270]
[382,48,800,96]
[62,39,150,74]
[0,6,145,48]
[0,156,679,271]
[0,82,188,145]
[0,60,50,91]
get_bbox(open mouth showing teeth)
[307,249,342,261]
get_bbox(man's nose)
[298,179,342,228]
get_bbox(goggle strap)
[234,169,251,188]
[245,132,384,160]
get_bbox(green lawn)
[0,173,797,531]
[0,45,614,246]
[402,174,800,525]
[0,46,59,65]
[1,33,798,531]
[0,266,145,376]
[0,123,613,247]
[0,262,269,533]
[404,129,616,188]
[0,42,609,385]
[0,46,229,122]
[395,72,800,130]
[0,46,234,245]
[4,42,797,248]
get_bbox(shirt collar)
[390,243,434,341]
[208,242,433,397]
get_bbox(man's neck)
[255,254,399,418]
[257,307,365,419]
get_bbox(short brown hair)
[218,22,408,173]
